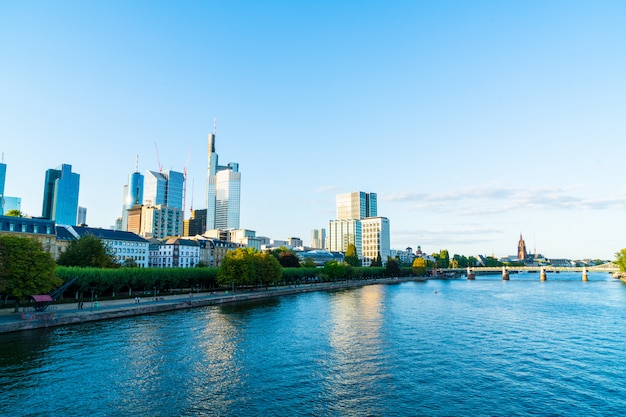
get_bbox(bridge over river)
[439,263,620,281]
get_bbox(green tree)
[0,235,60,300]
[301,257,317,268]
[385,258,400,277]
[57,234,118,268]
[615,248,626,272]
[484,256,503,267]
[5,209,23,217]
[217,248,253,288]
[370,252,383,267]
[344,243,360,267]
[278,250,301,268]
[323,260,348,281]
[439,249,450,268]
[253,252,283,287]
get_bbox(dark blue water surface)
[2,272,625,416]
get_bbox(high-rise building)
[311,228,326,249]
[336,191,377,220]
[206,128,241,230]
[121,170,144,230]
[42,164,80,225]
[329,191,389,265]
[0,160,6,216]
[77,206,87,225]
[144,169,184,209]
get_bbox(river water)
[1,272,625,416]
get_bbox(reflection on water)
[1,274,626,416]
[325,286,391,416]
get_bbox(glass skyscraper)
[42,164,80,226]
[143,170,184,209]
[206,130,241,230]
[336,191,377,220]
[121,171,144,231]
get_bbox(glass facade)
[336,191,377,220]
[214,169,241,229]
[42,164,80,225]
[143,170,183,209]
[206,131,241,231]
[121,171,144,231]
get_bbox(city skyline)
[1,1,625,259]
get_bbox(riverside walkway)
[0,277,423,334]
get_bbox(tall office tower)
[311,228,326,249]
[0,159,6,215]
[121,170,144,231]
[41,164,80,225]
[206,128,241,230]
[336,191,377,220]
[143,169,184,209]
[77,206,87,225]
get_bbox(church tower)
[517,234,528,262]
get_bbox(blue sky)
[1,0,625,260]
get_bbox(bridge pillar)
[582,266,588,281]
[502,266,509,280]
[540,267,547,281]
[467,267,475,280]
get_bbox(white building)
[149,237,200,268]
[57,225,149,267]
[328,191,389,265]
[328,219,362,257]
[206,129,241,231]
[361,217,390,266]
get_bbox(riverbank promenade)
[0,277,423,334]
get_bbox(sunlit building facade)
[361,217,390,266]
[336,191,377,220]
[206,130,241,231]
[328,218,362,257]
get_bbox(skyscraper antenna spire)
[135,154,139,172]
[214,117,217,135]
